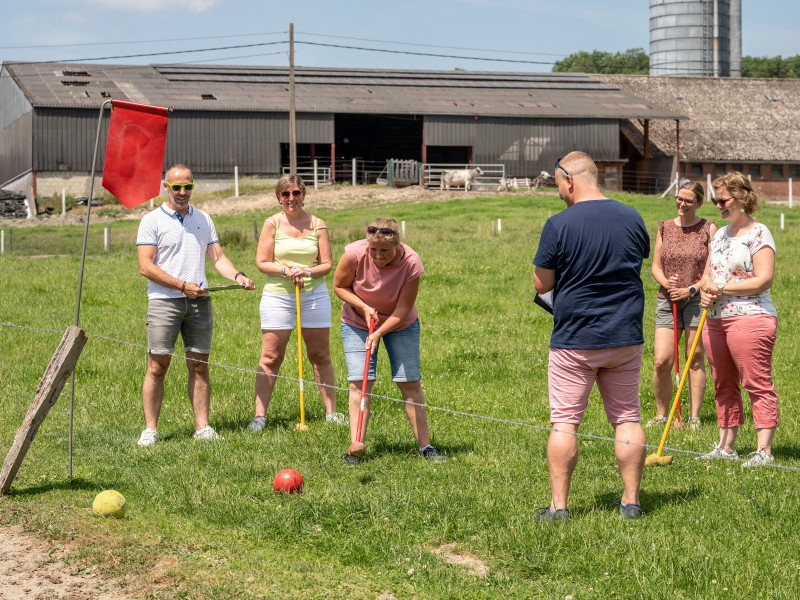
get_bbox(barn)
[598,74,800,199]
[1,61,681,205]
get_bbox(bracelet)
[306,268,312,278]
[281,266,286,277]
[181,281,186,293]
[234,271,245,282]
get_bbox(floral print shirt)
[708,222,777,318]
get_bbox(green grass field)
[2,190,800,599]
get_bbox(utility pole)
[289,22,297,173]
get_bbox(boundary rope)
[2,320,798,473]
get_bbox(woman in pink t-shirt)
[333,218,446,464]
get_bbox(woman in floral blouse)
[699,172,778,467]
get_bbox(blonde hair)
[713,171,759,215]
[366,218,401,246]
[274,174,307,201]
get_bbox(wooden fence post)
[1,326,88,494]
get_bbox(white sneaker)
[193,425,223,441]
[138,428,158,447]
[645,416,668,428]
[741,449,775,468]
[326,412,348,425]
[695,443,738,460]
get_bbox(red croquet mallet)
[672,298,682,425]
[348,317,375,458]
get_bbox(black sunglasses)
[712,196,734,207]
[555,157,571,179]
[367,226,395,235]
[167,182,194,192]
[280,189,304,199]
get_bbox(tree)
[552,48,649,75]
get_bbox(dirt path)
[0,525,128,600]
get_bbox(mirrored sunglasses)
[167,182,194,192]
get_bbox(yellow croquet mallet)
[645,307,708,467]
[295,284,309,431]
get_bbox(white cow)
[440,167,484,191]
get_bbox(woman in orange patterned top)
[648,181,717,431]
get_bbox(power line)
[0,31,285,50]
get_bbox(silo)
[650,0,739,77]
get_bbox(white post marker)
[313,159,319,190]
[235,165,239,197]
[497,218,502,235]
[1,230,4,254]
[150,197,154,208]
[62,188,66,216]
[104,226,109,251]
[790,178,793,209]
[352,158,357,187]
[706,174,712,198]
[401,220,406,237]
[748,173,752,182]
[781,213,785,230]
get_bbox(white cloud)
[87,0,219,12]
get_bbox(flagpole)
[68,98,112,477]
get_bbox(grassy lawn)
[1,190,799,599]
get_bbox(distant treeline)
[553,48,800,78]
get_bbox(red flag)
[102,100,168,209]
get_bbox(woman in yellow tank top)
[248,175,344,431]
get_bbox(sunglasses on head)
[167,182,194,192]
[280,189,304,199]
[367,226,395,235]
[555,157,571,179]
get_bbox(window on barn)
[772,165,784,178]
[790,165,800,178]
[731,164,744,173]
[690,164,703,177]
[749,165,762,178]
[715,164,726,176]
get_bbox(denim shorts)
[146,296,213,355]
[341,319,421,382]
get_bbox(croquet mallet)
[348,317,376,458]
[295,284,309,431]
[645,307,708,466]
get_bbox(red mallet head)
[273,469,304,494]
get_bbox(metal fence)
[422,163,506,191]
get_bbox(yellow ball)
[92,490,127,519]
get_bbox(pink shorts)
[548,345,643,425]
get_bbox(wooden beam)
[1,326,88,494]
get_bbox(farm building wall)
[31,109,334,178]
[0,67,34,186]
[424,116,619,177]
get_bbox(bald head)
[557,151,598,186]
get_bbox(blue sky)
[2,1,799,71]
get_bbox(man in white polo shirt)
[136,164,255,446]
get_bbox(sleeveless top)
[657,218,713,299]
[263,213,325,294]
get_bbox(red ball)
[273,468,304,494]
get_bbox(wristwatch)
[717,282,725,295]
[688,285,697,297]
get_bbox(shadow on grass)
[6,476,105,497]
[588,485,705,516]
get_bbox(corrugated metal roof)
[4,61,684,120]
[598,74,800,162]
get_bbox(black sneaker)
[534,506,571,523]
[419,445,448,462]
[341,452,364,465]
[613,497,642,520]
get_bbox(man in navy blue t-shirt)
[533,151,650,522]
